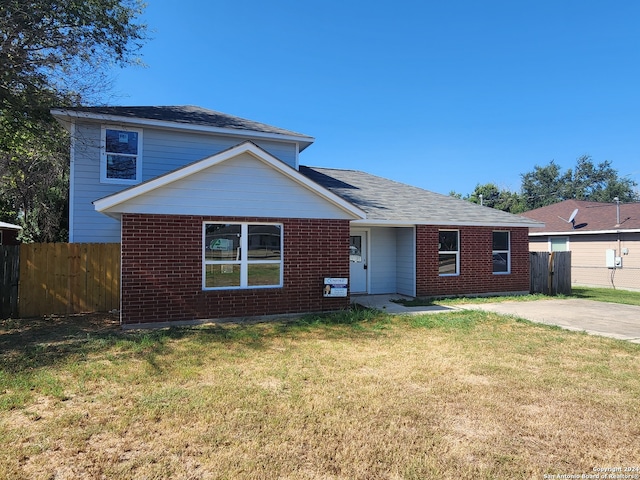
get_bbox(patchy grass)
[1,309,639,479]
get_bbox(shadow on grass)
[0,313,146,374]
[0,306,392,374]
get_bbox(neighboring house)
[52,106,543,327]
[522,199,640,291]
[0,221,21,245]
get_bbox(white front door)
[350,231,368,293]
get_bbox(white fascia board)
[93,142,366,219]
[529,228,640,236]
[351,219,545,228]
[50,109,315,151]
[0,221,22,230]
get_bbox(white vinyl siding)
[104,153,352,219]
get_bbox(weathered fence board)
[530,251,572,295]
[0,246,20,318]
[19,243,120,317]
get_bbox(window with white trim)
[203,222,283,289]
[550,237,568,252]
[100,126,143,184]
[492,231,510,274]
[438,230,459,275]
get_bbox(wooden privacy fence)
[530,251,572,295]
[17,243,120,317]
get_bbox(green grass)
[394,286,640,307]
[571,286,640,306]
[1,307,639,479]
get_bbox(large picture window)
[101,126,142,184]
[492,231,510,274]
[439,230,459,275]
[203,222,283,289]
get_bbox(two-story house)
[52,106,542,327]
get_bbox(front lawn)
[1,308,638,479]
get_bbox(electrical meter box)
[606,249,622,268]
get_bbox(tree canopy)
[463,183,525,214]
[461,155,639,213]
[0,0,147,241]
[520,156,638,210]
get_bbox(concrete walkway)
[351,295,640,344]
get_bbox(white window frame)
[492,231,511,274]
[100,126,143,184]
[202,222,283,290]
[438,229,459,276]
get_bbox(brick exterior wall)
[416,225,530,297]
[120,214,350,325]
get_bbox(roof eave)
[352,219,545,228]
[529,228,640,236]
[50,108,316,151]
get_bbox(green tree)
[0,0,147,241]
[520,160,572,210]
[520,157,638,211]
[568,155,637,203]
[465,183,525,213]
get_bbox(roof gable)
[522,199,640,233]
[94,142,365,220]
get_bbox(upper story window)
[438,230,459,275]
[101,126,143,184]
[203,222,283,290]
[492,231,510,274]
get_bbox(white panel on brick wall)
[105,153,352,219]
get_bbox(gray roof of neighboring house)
[300,166,543,227]
[52,105,314,148]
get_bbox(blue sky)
[109,0,640,196]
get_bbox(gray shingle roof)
[57,105,312,139]
[300,166,542,227]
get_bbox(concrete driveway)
[352,295,640,344]
[457,299,640,344]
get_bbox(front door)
[350,231,368,293]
